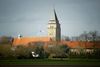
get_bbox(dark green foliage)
[44,42,69,58]
[92,49,100,59]
[0,36,13,44]
[0,41,100,59]
[0,42,47,59]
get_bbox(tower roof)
[49,9,59,23]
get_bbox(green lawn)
[0,59,100,65]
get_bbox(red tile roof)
[13,37,51,46]
[12,37,100,48]
[61,41,100,48]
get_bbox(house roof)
[13,37,51,46]
[12,37,100,48]
[62,41,100,48]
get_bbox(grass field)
[0,59,100,65]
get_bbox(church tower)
[47,9,61,41]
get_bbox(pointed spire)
[53,9,58,21]
[49,8,59,23]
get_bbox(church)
[13,9,100,53]
[13,9,61,46]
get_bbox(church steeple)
[48,9,61,41]
[50,9,58,22]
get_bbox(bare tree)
[61,35,70,41]
[89,31,98,48]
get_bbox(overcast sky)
[0,0,100,37]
